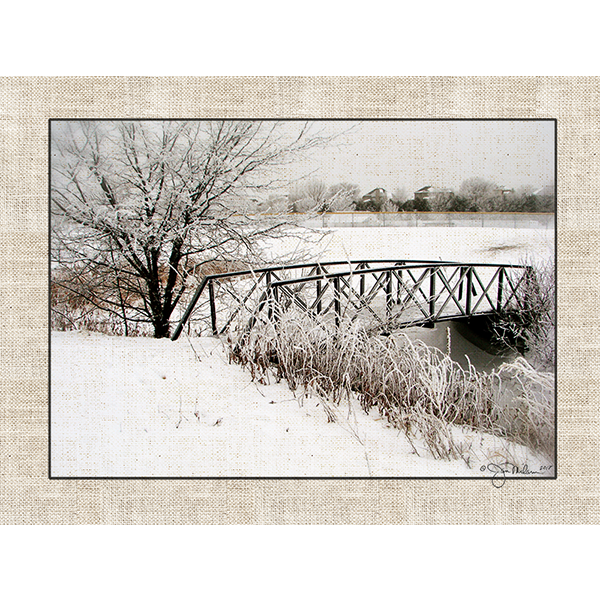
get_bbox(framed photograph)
[49,117,556,483]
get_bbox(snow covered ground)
[264,225,554,266]
[51,226,555,478]
[51,330,550,478]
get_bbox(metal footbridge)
[171,259,531,340]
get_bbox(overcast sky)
[288,120,555,195]
[51,119,555,199]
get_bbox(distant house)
[414,186,433,203]
[362,188,389,204]
[355,188,391,211]
[412,186,455,210]
[496,186,515,199]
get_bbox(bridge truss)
[171,260,531,340]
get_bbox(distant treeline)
[259,178,555,214]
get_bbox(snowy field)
[51,226,555,478]
[264,225,554,266]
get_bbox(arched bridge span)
[171,259,531,340]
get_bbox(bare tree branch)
[51,120,338,337]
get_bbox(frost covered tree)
[51,120,334,338]
[288,180,358,213]
[458,177,498,211]
[326,182,360,212]
[288,179,328,213]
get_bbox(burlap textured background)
[0,76,596,524]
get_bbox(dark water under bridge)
[171,260,531,341]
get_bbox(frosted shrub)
[490,259,555,372]
[227,310,555,462]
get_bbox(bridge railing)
[170,260,456,339]
[266,262,531,333]
[171,260,530,340]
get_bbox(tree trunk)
[146,272,169,338]
[153,318,171,339]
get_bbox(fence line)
[298,212,554,229]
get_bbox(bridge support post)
[266,271,273,319]
[272,283,279,322]
[316,265,322,314]
[208,279,217,335]
[429,267,436,319]
[386,270,393,318]
[359,265,365,298]
[497,267,505,310]
[465,267,473,316]
[333,277,341,327]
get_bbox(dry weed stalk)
[227,310,555,464]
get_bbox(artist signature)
[480,462,554,488]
